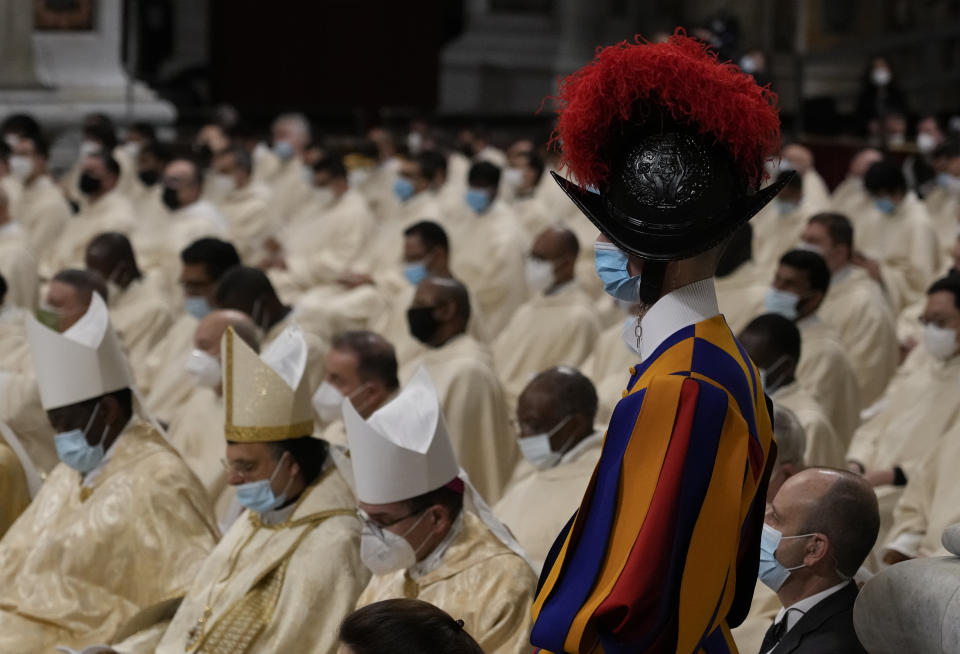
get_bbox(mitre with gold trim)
[222,323,314,442]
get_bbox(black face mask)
[161,186,181,211]
[407,306,439,345]
[138,169,159,187]
[78,172,102,196]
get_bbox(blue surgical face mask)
[54,403,107,474]
[758,523,814,591]
[404,261,428,286]
[465,187,491,214]
[235,454,293,514]
[273,140,295,162]
[594,242,642,302]
[184,296,212,320]
[777,199,800,215]
[874,197,896,215]
[764,287,800,321]
[393,177,415,202]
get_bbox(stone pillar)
[0,0,40,88]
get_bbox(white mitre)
[26,293,134,410]
[222,323,314,443]
[343,366,459,504]
[344,367,532,567]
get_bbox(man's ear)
[434,299,456,323]
[806,533,830,566]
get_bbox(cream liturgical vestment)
[751,201,815,268]
[922,184,960,255]
[855,193,941,313]
[360,190,441,274]
[493,282,601,408]
[165,386,229,516]
[116,466,369,654]
[847,353,960,478]
[216,181,274,263]
[715,261,767,336]
[884,420,960,560]
[43,191,135,275]
[494,433,603,573]
[446,202,529,334]
[141,313,199,424]
[818,265,898,408]
[583,319,638,425]
[264,157,314,225]
[400,334,517,503]
[109,278,174,378]
[772,382,846,468]
[796,315,861,448]
[0,419,219,653]
[0,222,38,310]
[0,426,30,538]
[830,176,872,221]
[356,511,537,654]
[10,175,71,260]
[273,188,375,297]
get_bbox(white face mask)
[207,172,236,199]
[924,323,958,361]
[348,167,371,188]
[502,166,524,191]
[312,381,370,424]
[524,256,555,294]
[8,155,33,181]
[917,132,938,154]
[123,141,141,160]
[795,241,825,257]
[185,349,221,388]
[79,140,101,158]
[359,511,428,575]
[871,67,892,87]
[517,415,573,469]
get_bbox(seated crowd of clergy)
[1,108,960,653]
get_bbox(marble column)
[0,0,40,88]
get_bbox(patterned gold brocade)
[0,419,219,654]
[223,420,315,443]
[222,326,316,443]
[115,464,369,654]
[356,511,537,654]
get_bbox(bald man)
[86,232,172,377]
[42,153,134,276]
[732,405,808,654]
[740,314,846,469]
[494,366,603,572]
[0,269,107,474]
[756,468,878,654]
[168,309,259,527]
[399,275,517,503]
[492,226,601,409]
[0,184,38,310]
[214,265,328,390]
[135,158,227,290]
[831,148,883,219]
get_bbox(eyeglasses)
[356,506,426,537]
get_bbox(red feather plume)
[550,29,782,189]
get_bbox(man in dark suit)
[757,468,880,653]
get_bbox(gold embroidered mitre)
[223,324,314,442]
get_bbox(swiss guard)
[530,29,790,654]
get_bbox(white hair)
[773,404,806,467]
[272,112,310,141]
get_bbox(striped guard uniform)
[531,313,776,654]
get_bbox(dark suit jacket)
[769,582,867,654]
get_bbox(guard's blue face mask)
[594,242,642,302]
